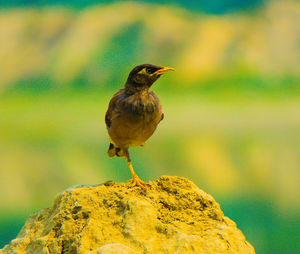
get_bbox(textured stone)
[0,176,255,254]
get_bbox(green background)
[0,1,299,253]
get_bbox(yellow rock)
[0,176,255,254]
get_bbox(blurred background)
[0,0,300,253]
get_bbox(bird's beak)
[153,66,176,75]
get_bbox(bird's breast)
[109,91,163,148]
[119,92,161,117]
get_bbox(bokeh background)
[1,0,300,253]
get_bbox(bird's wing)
[105,91,122,129]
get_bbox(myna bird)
[105,64,175,188]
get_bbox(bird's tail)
[107,143,125,157]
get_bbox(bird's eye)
[146,67,155,74]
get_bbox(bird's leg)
[124,149,149,189]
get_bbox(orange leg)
[124,149,149,189]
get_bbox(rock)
[0,176,255,254]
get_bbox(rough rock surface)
[1,176,255,254]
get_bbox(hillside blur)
[1,1,300,92]
[0,1,300,254]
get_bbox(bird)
[105,64,175,188]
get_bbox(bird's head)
[125,64,175,93]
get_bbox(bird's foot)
[130,175,150,189]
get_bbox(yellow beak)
[153,66,176,75]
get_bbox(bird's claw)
[130,176,150,189]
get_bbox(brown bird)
[105,64,175,188]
